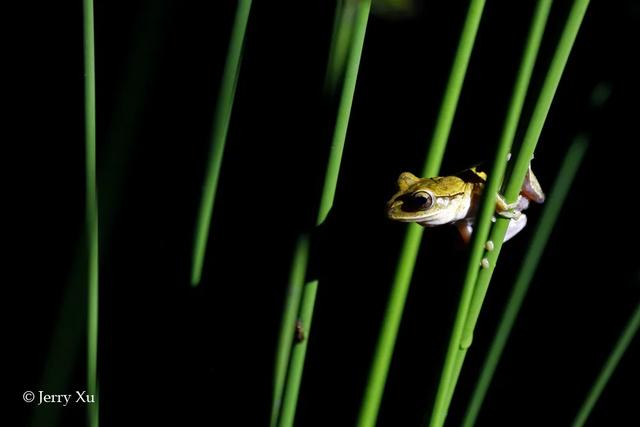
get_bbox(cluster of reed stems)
[32,1,640,427]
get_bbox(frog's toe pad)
[504,214,527,242]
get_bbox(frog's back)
[454,166,487,185]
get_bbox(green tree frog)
[386,164,545,243]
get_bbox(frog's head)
[386,172,467,225]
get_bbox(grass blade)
[462,0,591,346]
[30,5,170,426]
[275,2,372,426]
[83,0,99,425]
[429,1,590,424]
[356,1,487,426]
[572,298,640,427]
[421,0,486,179]
[270,235,309,427]
[463,137,589,427]
[325,0,357,95]
[191,0,253,287]
[427,0,552,424]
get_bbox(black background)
[10,0,640,426]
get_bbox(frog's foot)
[495,193,526,219]
[496,205,522,220]
[456,219,474,244]
[504,213,527,242]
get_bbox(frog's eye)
[404,191,433,211]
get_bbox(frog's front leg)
[495,194,529,241]
[495,194,524,219]
[456,219,474,244]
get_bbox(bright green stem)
[464,0,590,340]
[83,0,99,426]
[270,235,310,427]
[276,279,318,427]
[504,0,589,202]
[357,2,486,426]
[422,0,485,178]
[428,1,551,425]
[275,2,371,426]
[463,137,589,427]
[434,0,590,422]
[31,5,170,426]
[191,0,253,286]
[317,0,370,225]
[357,223,424,427]
[325,0,357,95]
[572,299,640,427]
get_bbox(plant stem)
[428,1,552,425]
[436,1,590,423]
[356,1,486,426]
[435,0,590,422]
[421,0,486,179]
[572,299,640,427]
[463,136,589,427]
[83,0,98,426]
[316,2,370,226]
[270,235,310,427]
[462,0,591,345]
[275,2,371,426]
[191,0,253,286]
[325,0,357,95]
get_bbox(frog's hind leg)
[456,220,474,244]
[504,214,527,242]
[521,165,546,203]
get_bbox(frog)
[386,163,545,243]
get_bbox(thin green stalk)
[463,137,589,427]
[421,0,486,179]
[462,0,590,344]
[275,2,372,426]
[316,1,370,226]
[428,1,551,424]
[572,299,640,427]
[276,279,319,427]
[325,0,357,95]
[270,235,310,427]
[432,1,590,424]
[191,0,253,286]
[83,0,98,426]
[271,1,358,422]
[356,1,486,426]
[31,5,169,426]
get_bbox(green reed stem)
[464,137,589,427]
[316,2,370,225]
[325,0,357,95]
[435,1,590,423]
[356,2,486,426]
[427,1,552,425]
[191,0,252,286]
[421,0,485,179]
[275,2,371,426]
[433,2,590,424]
[31,5,170,426]
[270,235,310,427]
[83,0,99,426]
[572,299,640,427]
